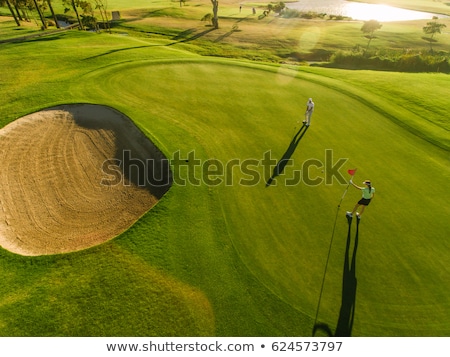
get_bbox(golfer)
[303,98,315,126]
[346,180,375,219]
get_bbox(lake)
[286,0,448,22]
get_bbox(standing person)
[303,98,315,126]
[346,180,375,219]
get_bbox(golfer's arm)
[351,182,363,189]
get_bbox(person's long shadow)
[335,217,359,336]
[266,124,308,187]
[312,218,359,337]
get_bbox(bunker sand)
[0,104,171,256]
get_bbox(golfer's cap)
[308,98,313,102]
[363,180,371,185]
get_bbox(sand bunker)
[0,104,171,256]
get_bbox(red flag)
[347,168,357,176]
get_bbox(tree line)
[329,18,448,72]
[0,0,110,32]
[362,17,446,53]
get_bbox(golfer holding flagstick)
[346,179,375,219]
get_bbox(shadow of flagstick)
[335,218,359,336]
[266,124,308,187]
[312,219,359,337]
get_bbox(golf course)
[0,0,449,337]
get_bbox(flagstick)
[338,175,354,208]
[313,206,340,335]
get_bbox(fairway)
[0,4,449,337]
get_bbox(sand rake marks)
[0,104,172,256]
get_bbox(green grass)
[0,5,449,337]
[302,67,450,148]
[0,18,42,40]
[2,0,450,62]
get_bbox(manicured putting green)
[70,58,450,336]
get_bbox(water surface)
[287,0,447,21]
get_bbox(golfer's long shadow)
[313,218,359,337]
[335,217,359,336]
[266,124,308,187]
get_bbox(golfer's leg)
[359,205,366,216]
[351,204,359,215]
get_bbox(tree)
[62,0,106,31]
[63,0,84,29]
[3,0,26,23]
[93,0,110,33]
[11,0,24,21]
[210,0,218,29]
[79,1,98,31]
[46,0,60,28]
[361,19,382,51]
[272,1,285,14]
[423,16,446,53]
[32,0,47,29]
[14,0,31,22]
[1,0,21,26]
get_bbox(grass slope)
[0,24,449,336]
[2,0,450,61]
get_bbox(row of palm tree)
[0,0,57,28]
[0,0,110,32]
